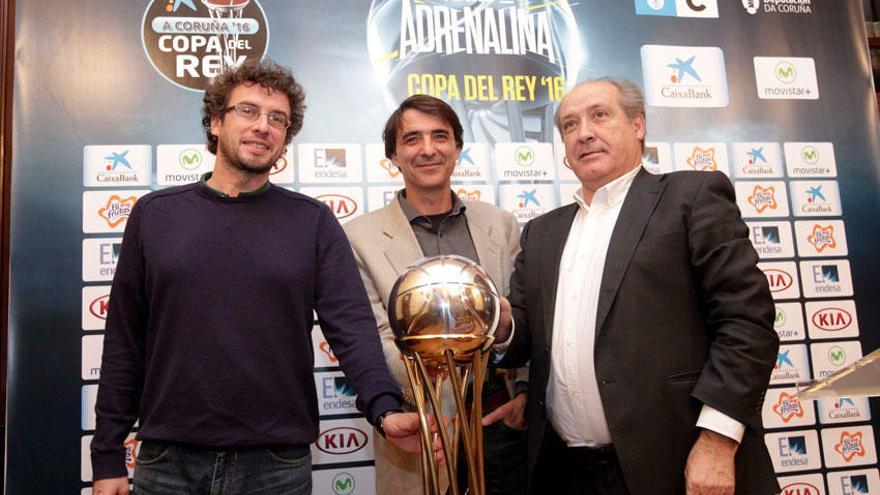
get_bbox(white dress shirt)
[546,164,744,447]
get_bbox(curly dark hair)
[201,59,306,154]
[382,94,464,159]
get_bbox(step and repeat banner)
[8,0,880,493]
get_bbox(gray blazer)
[344,193,525,493]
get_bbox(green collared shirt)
[199,172,271,199]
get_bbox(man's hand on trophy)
[494,297,512,344]
[481,391,527,430]
[382,412,447,463]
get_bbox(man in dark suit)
[493,78,780,495]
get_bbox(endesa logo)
[765,269,793,292]
[317,427,368,455]
[90,294,111,320]
[812,307,852,332]
[779,482,820,495]
[316,194,357,220]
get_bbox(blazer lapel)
[595,169,666,334]
[468,209,504,288]
[541,204,579,344]
[381,198,424,275]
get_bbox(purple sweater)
[91,178,402,479]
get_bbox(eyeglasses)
[223,103,291,130]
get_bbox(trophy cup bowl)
[388,255,499,367]
[387,255,500,495]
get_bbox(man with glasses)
[90,60,424,495]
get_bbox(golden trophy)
[388,255,499,495]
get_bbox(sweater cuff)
[91,450,128,481]
[368,393,404,427]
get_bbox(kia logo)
[317,427,368,455]
[316,194,358,220]
[271,156,288,175]
[812,308,851,332]
[764,269,793,292]
[90,294,111,320]
[780,481,820,495]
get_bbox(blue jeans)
[133,441,312,495]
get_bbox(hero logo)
[317,427,368,455]
[764,269,793,292]
[98,195,139,228]
[835,431,866,462]
[124,438,140,470]
[90,294,111,320]
[319,341,338,364]
[812,308,851,332]
[316,194,357,220]
[779,482,820,495]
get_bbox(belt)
[566,443,617,462]
[546,425,616,463]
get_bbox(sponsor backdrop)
[7,0,880,493]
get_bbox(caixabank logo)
[83,145,152,187]
[641,45,729,107]
[770,343,810,385]
[818,395,871,426]
[142,0,269,91]
[732,142,784,179]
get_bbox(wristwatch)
[375,409,403,438]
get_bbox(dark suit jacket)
[500,169,780,495]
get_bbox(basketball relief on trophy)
[141,0,269,91]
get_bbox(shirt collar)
[199,172,271,199]
[573,163,642,210]
[398,189,466,222]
